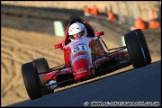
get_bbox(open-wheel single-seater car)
[22,17,151,100]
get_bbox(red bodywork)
[44,18,128,82]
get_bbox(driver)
[68,22,88,41]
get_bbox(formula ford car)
[22,17,151,100]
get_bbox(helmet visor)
[69,30,85,39]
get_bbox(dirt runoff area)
[1,27,64,106]
[1,26,160,107]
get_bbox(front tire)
[124,29,151,68]
[22,62,42,99]
[32,58,53,95]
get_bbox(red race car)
[22,17,151,100]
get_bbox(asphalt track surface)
[7,61,161,107]
[2,4,161,107]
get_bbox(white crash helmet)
[68,22,87,40]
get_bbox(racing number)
[73,46,80,53]
[73,45,86,55]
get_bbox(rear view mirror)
[95,31,104,37]
[54,43,63,49]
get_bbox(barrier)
[53,21,65,37]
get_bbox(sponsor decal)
[77,67,87,74]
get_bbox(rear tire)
[32,58,54,95]
[22,62,42,99]
[124,29,151,68]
